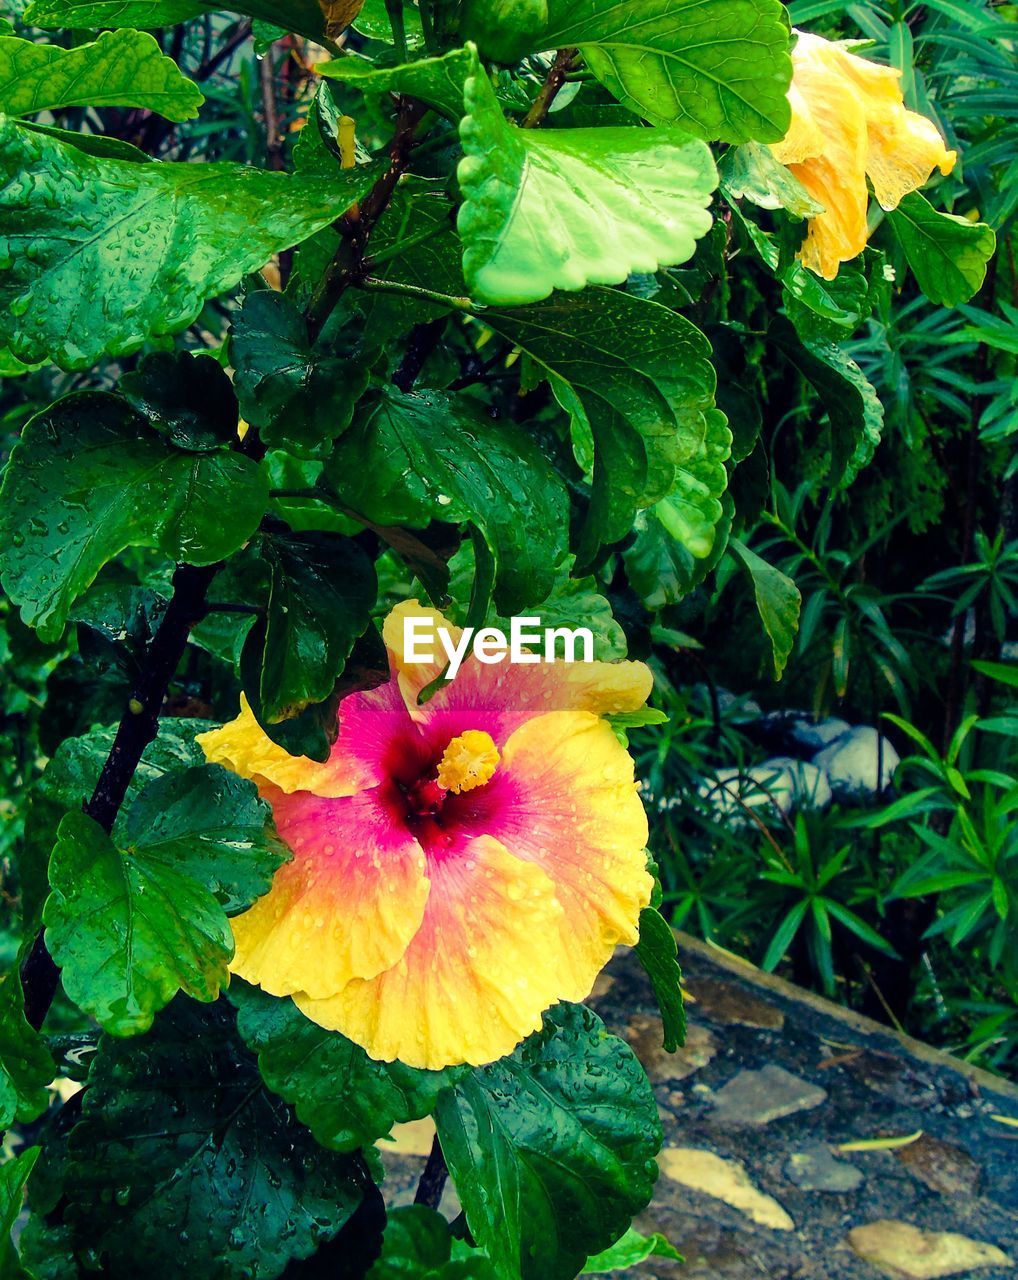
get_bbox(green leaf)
[44,811,234,1035]
[886,192,996,307]
[464,0,792,143]
[319,45,474,120]
[0,118,378,367]
[327,387,569,614]
[0,1147,39,1280]
[483,289,730,564]
[231,290,369,459]
[368,1206,496,1279]
[721,141,823,217]
[121,764,287,915]
[624,490,733,609]
[634,907,685,1053]
[728,538,801,679]
[0,394,268,643]
[242,529,376,723]
[24,0,359,44]
[0,28,203,120]
[770,316,883,486]
[0,969,55,1128]
[457,53,717,307]
[232,982,463,1153]
[61,998,366,1279]
[435,1003,661,1280]
[120,351,239,451]
[582,1227,682,1273]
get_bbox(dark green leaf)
[24,0,360,44]
[242,529,376,723]
[120,351,239,451]
[0,28,202,119]
[0,969,55,1127]
[327,387,569,614]
[0,118,378,367]
[231,291,369,459]
[886,192,996,307]
[634,907,685,1053]
[728,538,801,679]
[367,1207,496,1279]
[0,394,268,642]
[457,53,717,307]
[484,289,730,565]
[435,1003,661,1280]
[62,998,366,1279]
[233,981,463,1153]
[44,811,233,1035]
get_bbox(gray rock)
[761,756,833,809]
[787,716,851,754]
[784,1142,863,1192]
[814,726,900,799]
[710,1065,828,1127]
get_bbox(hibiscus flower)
[198,602,654,1070]
[771,30,957,279]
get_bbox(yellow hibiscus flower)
[771,30,957,279]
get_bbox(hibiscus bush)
[0,0,1010,1276]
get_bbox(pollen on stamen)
[436,730,500,794]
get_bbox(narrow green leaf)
[232,982,464,1153]
[0,118,378,367]
[635,907,685,1053]
[435,1003,661,1280]
[887,192,996,307]
[458,52,717,307]
[729,539,802,679]
[0,29,203,120]
[0,393,268,642]
[582,1227,682,1273]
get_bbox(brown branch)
[195,18,253,81]
[521,48,579,128]
[259,46,285,172]
[414,1136,449,1210]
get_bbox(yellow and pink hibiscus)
[771,30,957,279]
[198,602,654,1070]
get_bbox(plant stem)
[521,48,579,128]
[358,277,475,311]
[414,1136,449,1210]
[385,0,408,61]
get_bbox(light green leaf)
[318,45,473,120]
[24,0,359,44]
[0,969,55,1128]
[0,118,378,367]
[0,29,203,120]
[624,489,733,609]
[484,290,730,563]
[435,1003,662,1280]
[0,1147,39,1280]
[635,907,685,1053]
[232,982,464,1153]
[582,1227,682,1273]
[464,0,793,143]
[44,811,233,1035]
[721,141,823,217]
[458,53,717,307]
[729,538,801,679]
[0,393,268,643]
[770,317,883,486]
[326,386,569,614]
[886,192,995,307]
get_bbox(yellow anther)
[338,115,357,170]
[436,730,499,794]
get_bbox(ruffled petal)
[295,835,565,1069]
[229,786,430,999]
[481,710,653,1001]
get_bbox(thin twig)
[521,48,579,128]
[195,18,253,80]
[259,45,285,172]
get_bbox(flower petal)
[230,786,430,999]
[294,835,565,1069]
[486,710,653,1001]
